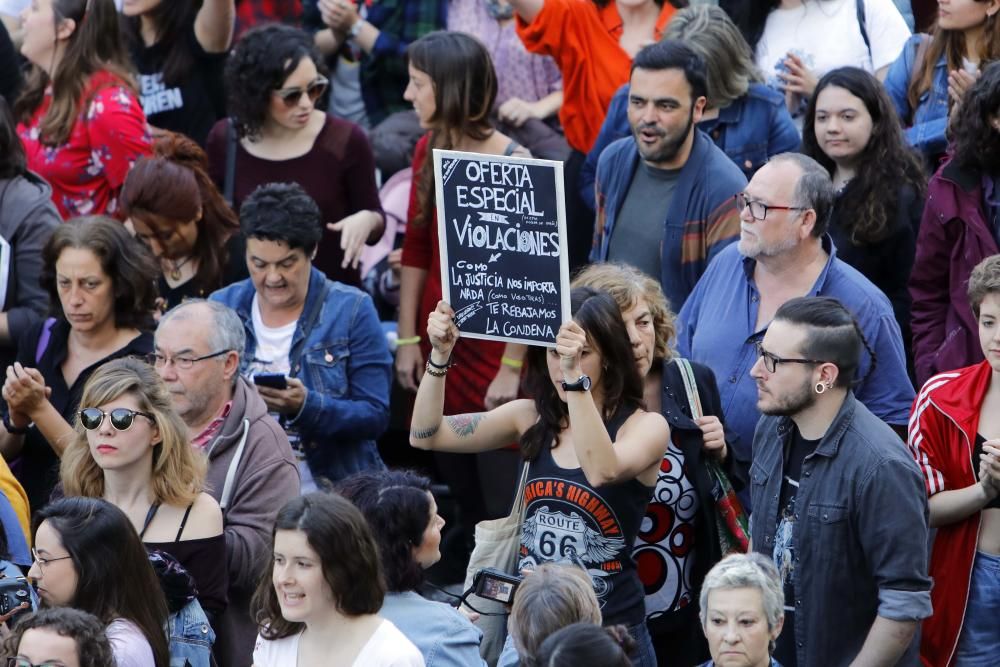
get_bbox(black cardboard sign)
[433,149,570,346]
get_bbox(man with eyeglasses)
[748,296,930,667]
[676,152,914,505]
[153,298,299,666]
[589,39,746,310]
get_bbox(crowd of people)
[0,0,997,666]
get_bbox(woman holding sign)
[398,31,531,539]
[409,288,670,667]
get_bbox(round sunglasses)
[273,76,329,108]
[78,407,155,432]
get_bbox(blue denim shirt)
[211,267,392,483]
[168,598,215,667]
[884,34,948,159]
[675,237,914,474]
[380,591,486,667]
[579,82,800,210]
[749,393,931,667]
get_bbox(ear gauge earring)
[814,382,826,394]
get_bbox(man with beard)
[154,299,299,664]
[676,154,913,497]
[748,296,930,667]
[591,39,745,310]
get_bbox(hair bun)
[152,131,209,170]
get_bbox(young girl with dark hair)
[15,0,151,219]
[910,60,1000,383]
[205,23,383,288]
[121,132,246,310]
[409,288,671,667]
[337,469,486,666]
[885,0,1000,167]
[801,66,925,365]
[121,0,235,146]
[29,497,170,667]
[251,492,423,666]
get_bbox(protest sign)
[433,149,570,347]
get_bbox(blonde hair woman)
[61,357,227,619]
[573,262,736,664]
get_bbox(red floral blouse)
[17,70,152,220]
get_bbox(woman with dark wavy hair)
[121,131,246,310]
[15,0,151,219]
[205,23,383,288]
[337,469,486,667]
[410,287,670,667]
[0,216,157,512]
[909,60,1000,384]
[802,66,925,366]
[121,0,234,146]
[251,492,423,666]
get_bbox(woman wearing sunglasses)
[29,497,170,667]
[205,23,384,289]
[0,216,157,516]
[60,356,227,627]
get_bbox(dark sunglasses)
[273,77,329,107]
[79,407,155,432]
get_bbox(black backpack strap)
[856,0,872,59]
[224,117,237,207]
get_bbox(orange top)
[517,0,675,153]
[0,457,30,547]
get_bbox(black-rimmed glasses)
[735,192,808,221]
[754,340,828,373]
[78,408,155,432]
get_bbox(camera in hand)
[472,568,523,605]
[0,574,33,627]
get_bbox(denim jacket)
[211,267,392,483]
[884,34,948,161]
[168,599,215,667]
[579,82,799,210]
[749,393,932,667]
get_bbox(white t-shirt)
[755,0,910,99]
[253,619,425,667]
[250,295,296,376]
[106,618,155,667]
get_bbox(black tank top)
[518,405,655,626]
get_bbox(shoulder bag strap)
[509,460,531,518]
[855,0,872,60]
[675,358,703,420]
[224,118,237,207]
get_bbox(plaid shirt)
[303,0,445,125]
[235,0,302,37]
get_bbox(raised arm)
[409,301,533,453]
[194,0,236,54]
[558,321,669,487]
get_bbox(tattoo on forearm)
[446,413,485,438]
[410,424,440,439]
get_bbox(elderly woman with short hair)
[698,553,785,667]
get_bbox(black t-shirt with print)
[129,22,227,146]
[772,425,820,667]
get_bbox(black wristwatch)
[561,374,592,392]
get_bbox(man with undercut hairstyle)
[749,296,931,667]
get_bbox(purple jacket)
[909,157,999,385]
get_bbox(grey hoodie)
[0,175,59,359]
[203,376,299,666]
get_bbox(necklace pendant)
[171,268,181,280]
